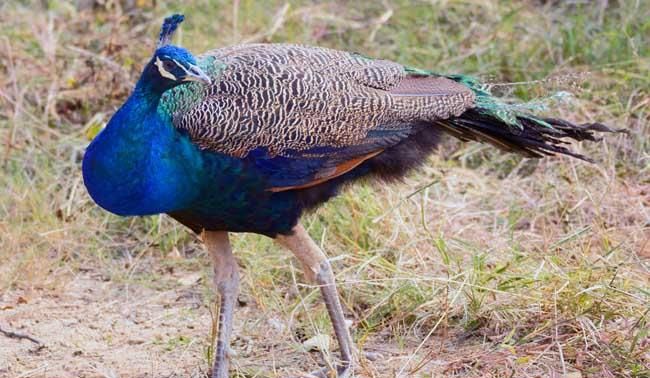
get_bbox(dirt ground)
[1,266,582,378]
[2,274,418,378]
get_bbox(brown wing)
[166,44,475,159]
[161,43,474,189]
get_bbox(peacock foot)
[304,362,352,378]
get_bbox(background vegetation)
[1,0,648,377]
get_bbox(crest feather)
[158,14,185,47]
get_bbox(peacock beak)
[183,64,212,85]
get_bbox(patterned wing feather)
[160,44,475,189]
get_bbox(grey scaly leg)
[203,231,240,378]
[276,224,354,378]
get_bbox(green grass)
[0,0,648,377]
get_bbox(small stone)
[177,273,202,286]
[302,334,331,352]
[363,351,383,361]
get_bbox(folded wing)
[160,44,475,190]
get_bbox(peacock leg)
[276,224,354,378]
[203,231,239,378]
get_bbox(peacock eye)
[163,60,176,71]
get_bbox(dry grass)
[1,1,648,377]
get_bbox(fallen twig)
[0,325,44,348]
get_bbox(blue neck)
[82,80,204,216]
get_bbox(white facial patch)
[173,59,190,73]
[172,59,208,83]
[155,57,177,80]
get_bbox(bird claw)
[303,363,352,378]
[210,347,234,378]
[225,346,237,358]
[301,350,380,376]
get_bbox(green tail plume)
[405,66,621,161]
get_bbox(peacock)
[82,14,616,378]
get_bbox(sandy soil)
[1,268,549,378]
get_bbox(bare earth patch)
[1,271,471,378]
[3,241,647,378]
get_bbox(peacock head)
[139,14,211,93]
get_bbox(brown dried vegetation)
[0,1,648,377]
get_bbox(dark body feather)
[147,43,614,236]
[169,123,443,235]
